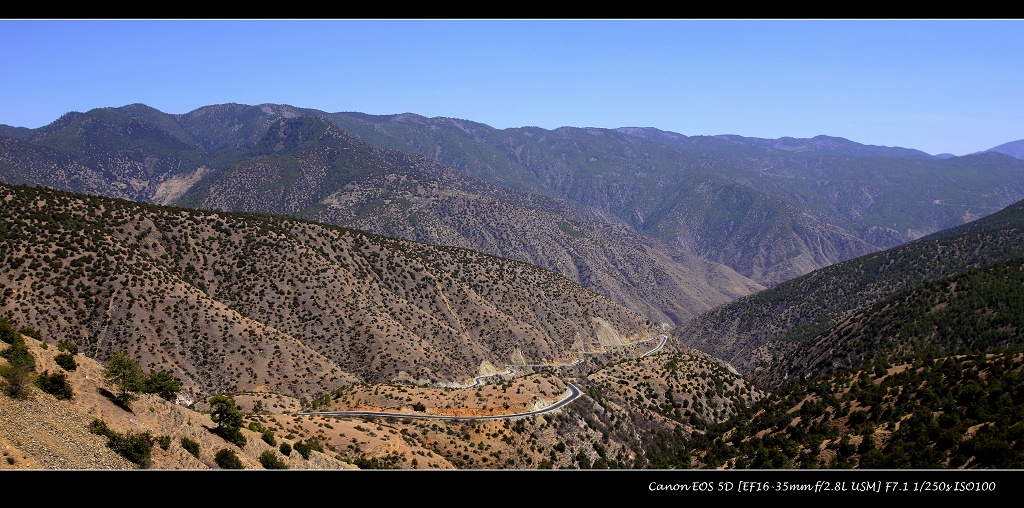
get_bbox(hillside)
[1,313,761,470]
[5,102,1023,302]
[326,112,1024,285]
[180,116,760,325]
[683,351,1024,469]
[0,182,657,399]
[0,107,762,327]
[677,197,1024,388]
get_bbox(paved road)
[640,335,668,358]
[298,382,581,421]
[297,334,667,421]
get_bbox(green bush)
[1,337,35,372]
[279,442,292,456]
[157,435,171,450]
[259,450,288,469]
[181,437,200,458]
[57,340,78,355]
[54,352,77,371]
[17,327,40,341]
[0,364,32,399]
[293,439,323,460]
[215,448,244,469]
[0,318,16,344]
[35,370,73,400]
[88,418,153,468]
[89,418,114,438]
[247,421,276,446]
[109,431,154,468]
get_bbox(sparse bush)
[181,437,200,458]
[259,450,288,469]
[157,435,171,450]
[54,352,77,371]
[215,448,244,469]
[293,439,323,459]
[0,364,32,399]
[35,370,73,400]
[57,340,78,355]
[88,418,153,468]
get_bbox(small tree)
[143,370,181,401]
[209,394,246,447]
[103,352,144,407]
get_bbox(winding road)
[299,382,581,421]
[296,335,667,421]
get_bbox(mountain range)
[1,103,1023,470]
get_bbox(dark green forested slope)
[678,198,1024,387]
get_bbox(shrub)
[1,337,35,372]
[35,370,73,400]
[248,421,276,446]
[259,450,288,469]
[293,439,323,460]
[17,327,40,341]
[0,318,16,344]
[88,418,153,468]
[0,364,32,399]
[279,442,292,456]
[157,435,171,450]
[261,429,276,446]
[54,352,77,371]
[89,418,114,438]
[215,448,244,469]
[181,437,200,458]
[57,340,79,355]
[109,431,154,468]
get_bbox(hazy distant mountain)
[986,139,1024,159]
[325,112,1024,286]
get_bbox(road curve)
[298,382,582,421]
[296,334,667,421]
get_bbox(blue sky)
[1,19,1021,156]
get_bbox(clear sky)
[2,19,1021,156]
